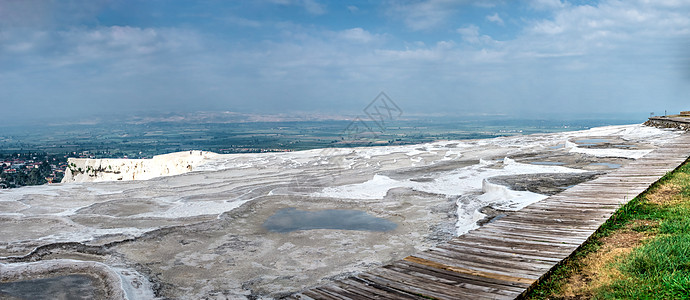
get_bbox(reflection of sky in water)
[549,144,565,149]
[530,161,565,165]
[589,162,622,169]
[263,208,397,233]
[0,275,97,300]
[574,139,610,146]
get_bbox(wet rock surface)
[487,172,604,196]
[0,274,102,300]
[0,125,681,299]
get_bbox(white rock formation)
[0,124,682,299]
[61,150,218,183]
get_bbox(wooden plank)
[529,200,622,208]
[496,215,603,228]
[336,278,424,300]
[428,245,557,275]
[391,260,530,291]
[318,284,372,300]
[301,289,343,300]
[458,232,581,252]
[410,252,545,280]
[482,221,595,239]
[367,266,493,299]
[447,239,571,260]
[357,272,463,300]
[480,223,595,241]
[427,245,555,272]
[437,240,563,263]
[404,255,538,284]
[287,293,316,300]
[516,208,617,220]
[476,228,589,245]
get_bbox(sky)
[1,0,689,124]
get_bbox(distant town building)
[681,111,690,116]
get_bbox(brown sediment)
[558,220,656,299]
[645,183,683,206]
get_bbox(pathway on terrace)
[289,132,690,300]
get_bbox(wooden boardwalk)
[289,133,690,300]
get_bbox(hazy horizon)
[0,109,654,128]
[1,0,689,125]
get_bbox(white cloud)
[457,25,480,43]
[302,0,327,15]
[6,42,33,53]
[338,28,377,43]
[529,0,566,11]
[225,16,262,28]
[375,40,456,62]
[457,25,500,45]
[636,0,688,8]
[0,0,108,28]
[486,13,504,25]
[347,5,359,13]
[247,0,690,114]
[389,0,464,31]
[3,0,690,119]
[0,25,202,73]
[521,0,690,55]
[267,0,326,15]
[66,26,200,58]
[389,0,507,31]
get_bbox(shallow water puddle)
[263,208,397,233]
[0,275,98,300]
[589,162,622,169]
[559,184,578,190]
[529,161,565,165]
[574,138,610,146]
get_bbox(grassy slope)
[525,158,690,299]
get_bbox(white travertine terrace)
[0,124,682,299]
[62,150,218,183]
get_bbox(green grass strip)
[524,157,690,299]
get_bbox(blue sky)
[1,0,689,123]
